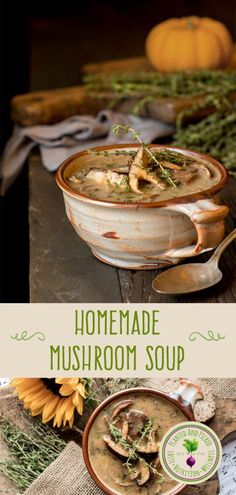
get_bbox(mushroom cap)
[109,400,133,422]
[127,409,148,438]
[136,460,151,486]
[136,427,161,454]
[103,435,130,458]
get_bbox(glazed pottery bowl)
[56,144,229,269]
[82,381,204,495]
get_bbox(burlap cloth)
[203,378,236,398]
[24,441,102,495]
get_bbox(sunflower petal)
[76,394,84,416]
[77,383,86,398]
[64,397,75,421]
[68,412,75,428]
[42,395,60,422]
[59,384,74,396]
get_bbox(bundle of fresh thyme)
[0,415,66,491]
[84,70,236,115]
[0,380,142,492]
[85,70,236,170]
[173,104,236,170]
[84,70,236,100]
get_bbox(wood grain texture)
[82,56,152,74]
[12,85,236,127]
[183,480,218,495]
[29,155,236,303]
[29,156,122,303]
[11,86,105,126]
[209,397,236,441]
[11,55,236,126]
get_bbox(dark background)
[0,0,236,302]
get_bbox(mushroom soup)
[65,147,221,203]
[88,392,187,495]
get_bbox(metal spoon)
[152,228,236,295]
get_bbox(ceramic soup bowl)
[82,381,204,495]
[56,144,229,269]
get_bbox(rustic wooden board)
[12,84,236,127]
[11,86,105,126]
[29,156,236,303]
[184,480,218,494]
[209,397,236,440]
[83,53,236,74]
[10,84,202,127]
[29,155,122,303]
[82,56,152,74]
[12,52,236,127]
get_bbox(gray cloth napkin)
[0,110,174,195]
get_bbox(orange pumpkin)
[145,16,233,72]
[229,44,236,68]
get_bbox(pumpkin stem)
[186,17,197,29]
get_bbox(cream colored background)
[0,303,235,377]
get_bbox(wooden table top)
[29,156,236,303]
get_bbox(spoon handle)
[209,228,236,265]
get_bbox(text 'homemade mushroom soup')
[88,393,187,495]
[65,147,221,203]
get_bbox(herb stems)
[0,415,66,491]
[113,124,177,187]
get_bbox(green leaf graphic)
[183,438,199,454]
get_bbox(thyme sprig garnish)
[113,124,177,187]
[123,419,153,471]
[88,147,190,167]
[106,417,164,482]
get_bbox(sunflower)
[11,378,89,428]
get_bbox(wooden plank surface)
[12,84,236,127]
[82,56,152,74]
[29,156,122,303]
[119,177,236,303]
[209,397,236,440]
[29,156,236,303]
[10,84,210,127]
[12,51,236,127]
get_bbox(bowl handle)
[165,199,228,258]
[169,379,204,420]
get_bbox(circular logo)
[159,422,222,485]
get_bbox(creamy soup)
[87,392,187,495]
[65,147,221,203]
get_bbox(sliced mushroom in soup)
[65,147,221,203]
[87,392,187,495]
